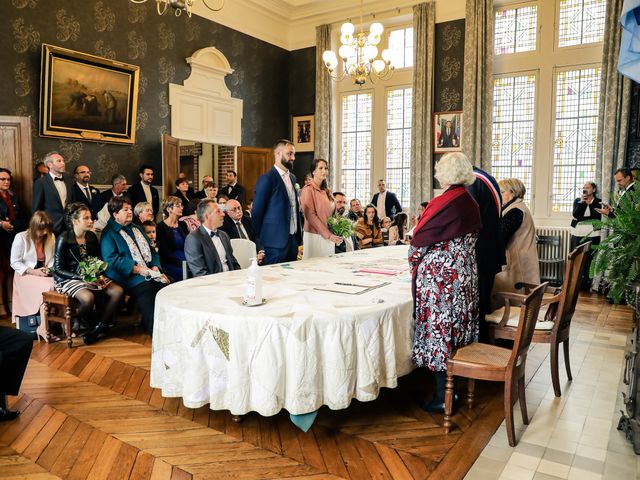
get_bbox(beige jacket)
[492,199,540,307]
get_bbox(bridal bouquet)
[78,257,108,283]
[328,215,354,238]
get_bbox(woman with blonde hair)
[10,211,55,336]
[409,152,482,412]
[492,178,540,306]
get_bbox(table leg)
[231,414,244,423]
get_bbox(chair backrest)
[509,282,548,370]
[230,238,257,269]
[554,241,590,332]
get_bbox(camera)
[582,189,588,195]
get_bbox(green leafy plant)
[328,215,355,238]
[78,257,108,283]
[585,186,640,304]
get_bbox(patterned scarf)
[119,224,152,265]
[0,191,16,221]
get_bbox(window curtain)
[596,0,631,200]
[315,25,332,183]
[461,0,493,169]
[410,2,436,213]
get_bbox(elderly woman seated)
[133,201,154,226]
[100,197,169,334]
[10,211,55,340]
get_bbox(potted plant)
[587,187,640,304]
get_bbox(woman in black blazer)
[54,203,123,344]
[156,196,190,282]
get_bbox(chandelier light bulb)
[368,32,380,46]
[381,48,393,63]
[338,45,352,60]
[340,33,353,45]
[323,50,338,66]
[372,59,385,73]
[370,22,384,36]
[341,22,355,36]
[363,45,378,62]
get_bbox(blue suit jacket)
[251,167,302,249]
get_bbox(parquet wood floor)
[0,292,633,479]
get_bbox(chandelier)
[129,0,224,18]
[322,1,394,85]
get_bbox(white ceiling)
[194,0,465,50]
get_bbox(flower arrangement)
[78,257,108,283]
[328,215,354,238]
[294,183,301,191]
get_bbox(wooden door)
[237,147,273,208]
[0,116,33,214]
[161,133,179,199]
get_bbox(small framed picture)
[434,111,463,153]
[291,114,314,152]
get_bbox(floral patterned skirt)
[409,233,479,371]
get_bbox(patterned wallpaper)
[626,82,640,169]
[1,0,291,184]
[433,19,465,113]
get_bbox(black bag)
[16,314,40,339]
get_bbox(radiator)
[535,226,572,286]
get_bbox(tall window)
[493,0,604,220]
[340,92,373,203]
[492,74,536,204]
[386,87,412,207]
[388,27,413,69]
[551,67,601,212]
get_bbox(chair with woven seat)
[42,291,80,348]
[485,242,590,397]
[443,282,547,447]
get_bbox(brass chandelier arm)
[202,0,225,12]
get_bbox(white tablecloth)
[150,245,414,416]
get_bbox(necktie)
[54,177,64,182]
[236,221,247,239]
[209,230,218,237]
[84,187,91,201]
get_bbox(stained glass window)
[386,88,412,208]
[388,28,413,69]
[558,0,606,47]
[492,74,537,205]
[551,68,600,212]
[495,5,538,55]
[341,92,373,203]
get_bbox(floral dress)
[409,232,479,371]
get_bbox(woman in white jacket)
[10,212,55,337]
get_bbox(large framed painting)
[40,44,140,145]
[291,114,314,152]
[434,111,463,153]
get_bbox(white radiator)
[535,226,572,286]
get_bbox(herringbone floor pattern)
[0,292,629,479]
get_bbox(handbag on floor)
[15,314,40,339]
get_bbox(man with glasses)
[72,165,102,219]
[220,199,264,264]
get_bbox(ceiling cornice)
[193,0,465,51]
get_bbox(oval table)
[150,245,414,416]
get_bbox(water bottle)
[246,258,262,305]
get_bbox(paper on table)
[314,281,385,295]
[356,267,404,275]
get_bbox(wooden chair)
[485,242,590,397]
[42,291,79,348]
[443,282,547,447]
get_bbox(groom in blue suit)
[251,139,303,265]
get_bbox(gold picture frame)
[291,114,314,153]
[40,43,140,145]
[434,111,463,153]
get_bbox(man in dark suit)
[127,165,159,215]
[333,192,360,254]
[438,120,459,148]
[184,199,240,277]
[221,199,265,264]
[99,174,128,208]
[194,175,214,199]
[221,170,245,204]
[32,151,75,234]
[251,139,303,265]
[596,167,637,218]
[467,166,505,337]
[370,179,403,220]
[72,165,102,219]
[0,326,32,421]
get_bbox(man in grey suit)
[184,198,240,277]
[32,151,75,234]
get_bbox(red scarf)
[0,191,16,221]
[411,185,482,248]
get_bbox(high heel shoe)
[82,322,107,345]
[36,322,60,343]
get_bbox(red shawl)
[411,185,482,248]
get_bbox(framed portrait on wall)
[291,114,314,152]
[434,111,463,153]
[40,43,140,145]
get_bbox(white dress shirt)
[274,164,297,234]
[203,226,229,272]
[376,191,386,218]
[50,172,67,206]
